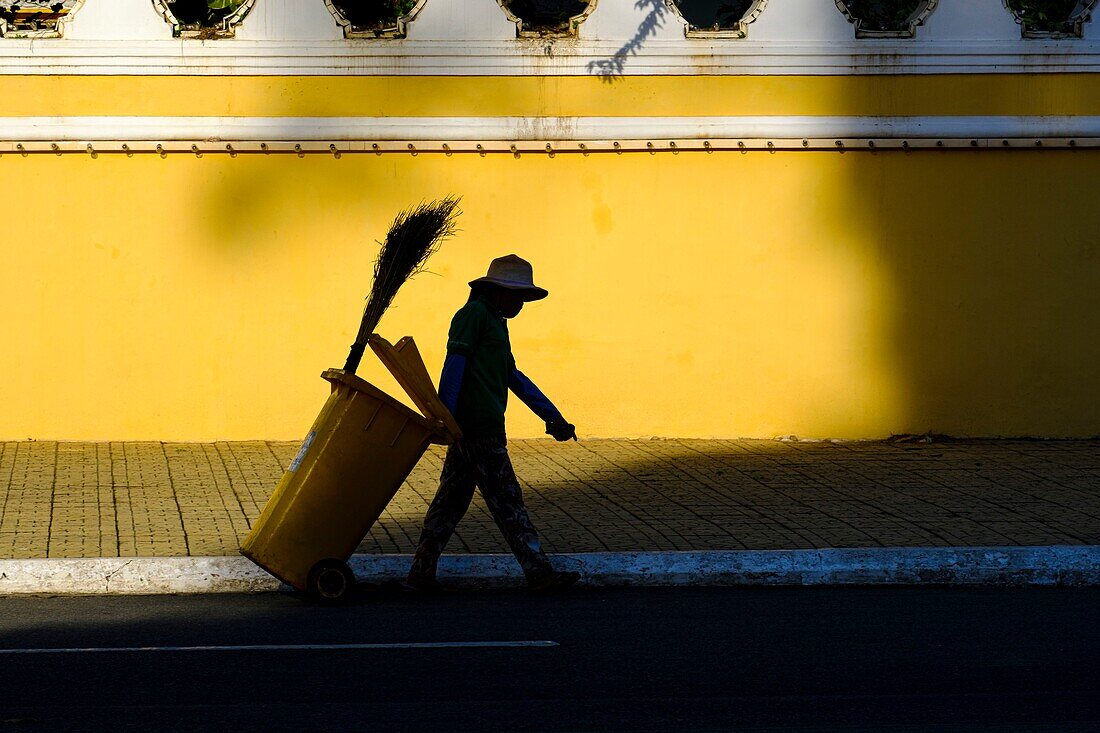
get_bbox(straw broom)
[342,196,462,374]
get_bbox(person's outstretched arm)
[509,366,577,441]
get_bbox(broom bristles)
[344,196,461,373]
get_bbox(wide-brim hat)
[468,254,548,301]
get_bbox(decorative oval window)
[668,0,764,38]
[153,0,254,38]
[499,0,596,37]
[834,0,938,38]
[325,0,426,38]
[0,0,82,37]
[1004,0,1096,37]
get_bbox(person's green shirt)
[446,294,515,436]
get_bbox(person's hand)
[546,418,577,442]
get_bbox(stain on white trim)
[0,115,1099,142]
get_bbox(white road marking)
[0,641,559,654]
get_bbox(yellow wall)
[3,148,1097,440]
[3,74,1100,117]
[2,74,1098,440]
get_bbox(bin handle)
[390,416,411,447]
[362,401,384,433]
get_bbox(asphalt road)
[0,586,1097,732]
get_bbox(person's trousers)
[410,434,553,580]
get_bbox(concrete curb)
[1,546,1098,595]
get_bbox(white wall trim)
[2,115,1100,142]
[1,39,1100,75]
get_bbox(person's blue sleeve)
[508,367,563,424]
[438,353,466,416]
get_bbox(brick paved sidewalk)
[0,439,1097,559]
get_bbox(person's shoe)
[402,573,445,594]
[527,570,580,594]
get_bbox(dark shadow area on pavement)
[362,439,1100,556]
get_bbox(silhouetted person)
[407,255,580,593]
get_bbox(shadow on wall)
[189,91,524,424]
[586,0,756,81]
[197,126,429,256]
[831,70,1100,437]
[844,148,1100,436]
[587,0,670,81]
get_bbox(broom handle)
[344,309,377,374]
[343,342,366,374]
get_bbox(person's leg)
[408,443,477,582]
[465,435,556,582]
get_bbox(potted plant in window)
[327,0,422,38]
[159,0,250,38]
[1005,0,1096,37]
[669,0,764,39]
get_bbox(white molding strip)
[2,39,1100,75]
[1,115,1100,143]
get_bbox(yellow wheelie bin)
[240,335,460,602]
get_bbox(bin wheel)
[308,559,355,603]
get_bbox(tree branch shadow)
[586,0,671,83]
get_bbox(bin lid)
[367,334,463,442]
[319,369,434,427]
